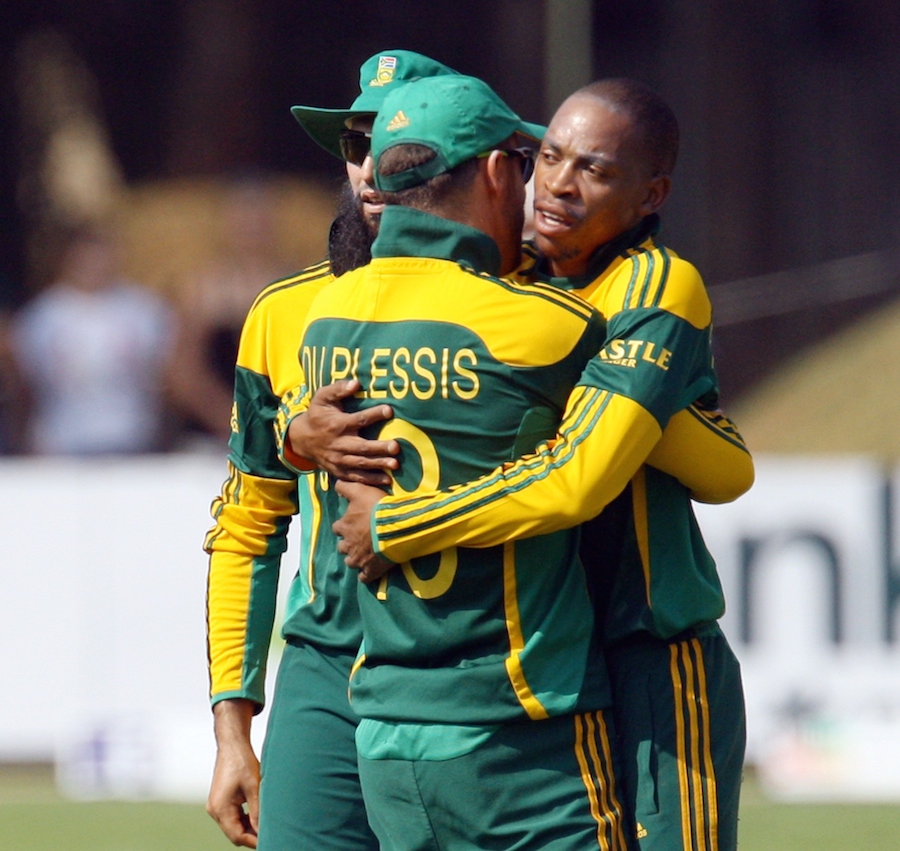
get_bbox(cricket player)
[204,50,457,850]
[329,79,752,851]
[275,72,630,850]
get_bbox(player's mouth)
[534,200,580,238]
[361,189,385,216]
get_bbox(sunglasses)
[478,146,536,183]
[340,130,537,183]
[339,129,372,166]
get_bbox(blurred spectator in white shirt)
[11,224,174,455]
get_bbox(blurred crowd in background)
[0,179,324,457]
[0,166,336,460]
[0,30,334,458]
[3,1,900,459]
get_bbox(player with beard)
[329,181,379,277]
[204,50,456,850]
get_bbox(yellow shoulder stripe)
[247,260,332,314]
[614,249,711,329]
[308,259,598,368]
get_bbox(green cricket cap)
[291,50,458,159]
[372,74,546,192]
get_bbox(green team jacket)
[279,205,612,725]
[370,215,754,643]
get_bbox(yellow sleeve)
[205,463,298,706]
[373,387,661,562]
[205,266,329,707]
[649,404,755,503]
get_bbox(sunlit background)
[2,2,900,849]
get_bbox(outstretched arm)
[333,387,659,570]
[332,396,754,581]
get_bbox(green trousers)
[257,639,378,851]
[607,624,746,851]
[359,710,629,851]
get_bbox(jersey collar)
[371,206,502,277]
[533,213,661,291]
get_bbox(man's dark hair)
[376,144,479,212]
[579,78,679,176]
[328,182,376,276]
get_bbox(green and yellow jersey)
[279,205,611,726]
[369,215,753,640]
[528,215,752,641]
[205,259,364,709]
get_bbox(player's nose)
[542,161,576,198]
[359,153,375,186]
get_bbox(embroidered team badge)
[369,55,397,87]
[386,110,410,132]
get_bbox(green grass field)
[4,763,900,850]
[737,772,900,850]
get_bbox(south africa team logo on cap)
[370,55,398,87]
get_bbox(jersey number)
[376,419,457,600]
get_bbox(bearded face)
[328,181,379,277]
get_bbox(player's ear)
[640,174,671,216]
[482,149,512,197]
